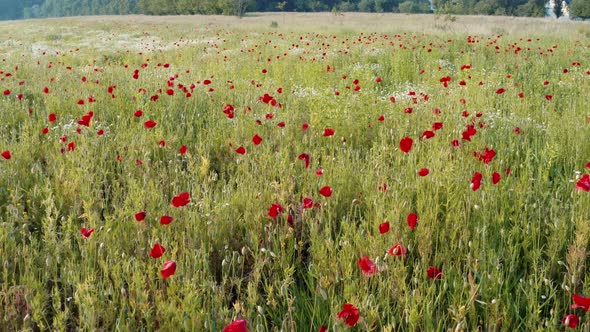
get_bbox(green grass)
[0,13,590,331]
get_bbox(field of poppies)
[0,13,589,331]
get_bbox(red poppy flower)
[421,130,435,140]
[545,94,553,101]
[259,93,273,104]
[298,153,310,168]
[586,162,590,170]
[223,319,249,332]
[303,198,313,209]
[161,260,176,279]
[149,243,166,259]
[67,142,75,151]
[400,137,413,153]
[134,110,143,117]
[462,125,477,141]
[252,134,262,145]
[80,227,94,238]
[43,87,49,94]
[379,221,390,234]
[302,122,309,131]
[492,172,501,185]
[496,88,505,94]
[203,79,212,85]
[471,172,483,191]
[42,127,49,135]
[474,147,496,164]
[316,169,324,176]
[177,145,187,155]
[144,120,157,129]
[323,128,335,137]
[160,215,174,225]
[407,213,418,230]
[375,77,382,83]
[357,256,378,276]
[418,168,429,177]
[223,104,234,119]
[2,89,9,96]
[432,122,443,131]
[135,211,146,222]
[319,186,332,197]
[166,89,174,96]
[48,113,56,122]
[575,174,590,192]
[77,111,93,127]
[572,294,590,312]
[268,204,284,218]
[388,244,407,256]
[97,129,104,136]
[562,314,579,329]
[337,303,360,327]
[171,192,190,207]
[427,266,442,279]
[318,326,326,332]
[1,150,11,160]
[235,146,246,155]
[451,140,461,147]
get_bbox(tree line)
[0,0,588,21]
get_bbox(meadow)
[0,12,590,331]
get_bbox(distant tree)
[337,1,358,11]
[227,0,254,16]
[398,0,429,13]
[309,0,330,11]
[516,0,545,17]
[141,0,158,14]
[398,0,418,12]
[4,0,570,20]
[553,0,563,17]
[276,1,288,11]
[432,0,459,14]
[571,0,590,18]
[358,0,374,11]
[112,0,136,14]
[372,0,391,12]
[176,0,195,14]
[473,1,493,14]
